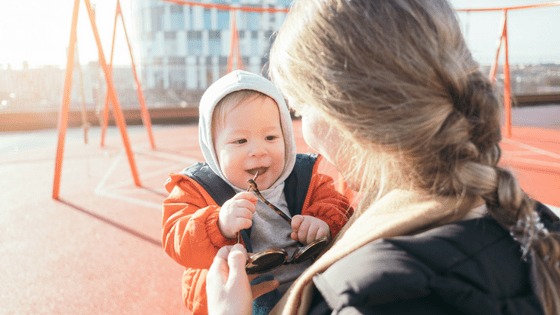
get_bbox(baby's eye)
[265,135,279,141]
[232,139,247,144]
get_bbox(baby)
[162,70,352,315]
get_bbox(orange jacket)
[162,154,352,315]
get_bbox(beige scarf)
[270,189,475,315]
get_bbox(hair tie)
[509,211,550,260]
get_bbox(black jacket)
[309,204,558,315]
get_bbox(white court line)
[135,149,200,164]
[95,150,125,193]
[103,161,195,190]
[504,151,544,156]
[96,190,162,210]
[94,150,164,210]
[99,148,198,190]
[502,138,560,160]
[507,157,560,169]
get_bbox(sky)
[0,0,559,69]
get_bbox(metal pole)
[53,0,81,199]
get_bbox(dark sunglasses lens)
[246,251,287,275]
[292,236,329,264]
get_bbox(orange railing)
[457,1,560,137]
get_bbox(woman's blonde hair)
[269,0,560,313]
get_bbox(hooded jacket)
[162,70,352,315]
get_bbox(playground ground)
[1,106,559,314]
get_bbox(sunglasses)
[239,173,330,275]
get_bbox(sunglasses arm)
[247,179,292,224]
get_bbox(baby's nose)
[249,144,267,157]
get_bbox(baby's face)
[214,96,285,190]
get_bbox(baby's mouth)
[247,167,267,176]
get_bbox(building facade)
[131,0,291,94]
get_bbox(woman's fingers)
[207,244,253,315]
[206,246,232,303]
[227,244,249,283]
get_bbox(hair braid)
[448,73,560,315]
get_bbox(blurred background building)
[131,0,291,105]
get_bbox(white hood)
[198,70,297,190]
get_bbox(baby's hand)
[218,192,258,239]
[291,215,330,245]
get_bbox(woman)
[207,0,560,314]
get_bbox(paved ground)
[0,105,559,314]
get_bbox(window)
[165,32,178,55]
[204,8,212,29]
[165,31,177,40]
[169,68,186,90]
[170,5,184,30]
[154,70,164,89]
[219,57,228,77]
[188,31,203,55]
[248,12,260,30]
[217,10,229,30]
[169,57,186,66]
[208,30,222,56]
[251,31,259,56]
[276,0,292,6]
[151,6,164,31]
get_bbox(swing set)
[52,0,560,200]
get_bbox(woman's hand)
[207,244,280,315]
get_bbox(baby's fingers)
[234,192,258,205]
[291,215,304,241]
[316,224,330,240]
[306,223,320,245]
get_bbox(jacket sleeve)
[162,173,237,270]
[300,156,354,239]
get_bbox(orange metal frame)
[53,0,142,199]
[457,1,560,138]
[228,12,243,72]
[100,0,155,150]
